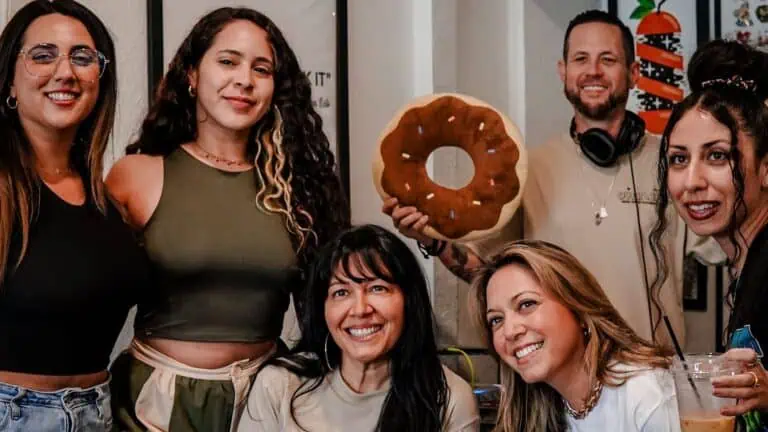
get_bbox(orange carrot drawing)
[632,0,684,135]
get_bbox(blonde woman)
[471,240,681,432]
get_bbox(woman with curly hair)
[649,40,768,430]
[106,7,349,431]
[472,240,680,432]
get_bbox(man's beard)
[564,86,629,121]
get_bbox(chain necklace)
[564,380,603,420]
[573,143,619,226]
[37,164,74,178]
[192,143,251,169]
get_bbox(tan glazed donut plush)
[373,93,527,242]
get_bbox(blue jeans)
[0,379,112,431]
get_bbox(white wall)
[348,0,437,288]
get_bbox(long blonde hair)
[253,108,316,250]
[470,240,672,432]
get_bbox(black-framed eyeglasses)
[18,44,110,82]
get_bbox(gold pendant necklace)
[37,164,73,178]
[193,143,251,168]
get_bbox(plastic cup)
[671,353,738,432]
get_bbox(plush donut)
[373,93,527,243]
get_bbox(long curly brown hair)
[126,7,349,289]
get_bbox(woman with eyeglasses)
[0,1,150,431]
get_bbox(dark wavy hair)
[261,224,449,432]
[126,7,349,286]
[649,40,768,340]
[0,0,117,285]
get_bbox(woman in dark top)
[0,1,149,431]
[650,40,768,430]
[107,7,349,432]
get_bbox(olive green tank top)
[135,147,299,343]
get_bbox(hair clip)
[701,75,757,92]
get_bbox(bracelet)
[417,238,447,259]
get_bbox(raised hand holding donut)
[382,197,432,244]
[712,348,768,416]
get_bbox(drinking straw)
[663,315,703,405]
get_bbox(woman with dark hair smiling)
[649,39,768,429]
[0,1,149,430]
[239,224,479,432]
[107,6,348,431]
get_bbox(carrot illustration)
[632,0,684,135]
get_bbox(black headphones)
[570,111,646,167]
[570,110,661,342]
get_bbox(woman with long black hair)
[239,224,479,432]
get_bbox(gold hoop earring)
[6,96,17,110]
[188,85,196,97]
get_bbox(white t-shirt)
[238,364,480,432]
[568,364,681,432]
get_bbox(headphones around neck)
[570,111,646,167]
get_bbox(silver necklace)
[573,144,619,226]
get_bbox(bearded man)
[384,10,718,348]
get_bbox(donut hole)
[426,146,475,189]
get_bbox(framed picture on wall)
[715,0,768,52]
[146,0,350,199]
[682,255,708,311]
[607,0,710,136]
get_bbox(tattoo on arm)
[447,243,474,283]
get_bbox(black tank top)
[135,148,299,343]
[0,181,151,375]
